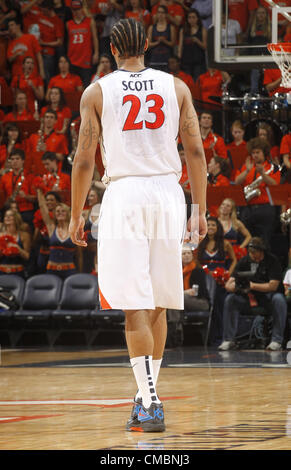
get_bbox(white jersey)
[98,67,181,180]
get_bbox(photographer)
[218,237,287,351]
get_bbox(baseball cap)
[71,0,83,9]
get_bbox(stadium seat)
[11,274,63,347]
[50,273,98,345]
[183,273,217,347]
[0,274,25,330]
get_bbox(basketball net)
[267,43,291,88]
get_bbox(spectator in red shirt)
[199,111,228,160]
[40,86,72,136]
[256,122,280,164]
[0,123,25,175]
[263,67,290,96]
[0,148,37,231]
[208,156,231,187]
[197,67,231,106]
[40,151,71,204]
[178,8,207,81]
[167,55,196,99]
[227,120,247,152]
[280,132,291,169]
[47,55,84,97]
[11,56,45,114]
[227,120,248,180]
[6,16,45,80]
[38,0,64,85]
[21,0,43,34]
[207,156,231,217]
[66,0,99,87]
[125,0,151,30]
[25,109,69,175]
[3,89,38,123]
[234,137,280,246]
[228,0,258,36]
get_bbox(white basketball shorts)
[97,173,187,310]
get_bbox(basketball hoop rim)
[267,42,291,53]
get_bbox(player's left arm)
[69,83,101,246]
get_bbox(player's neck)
[117,56,145,72]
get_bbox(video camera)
[234,271,255,295]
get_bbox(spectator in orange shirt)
[199,111,228,160]
[227,120,247,153]
[227,120,248,180]
[207,155,231,216]
[38,0,64,85]
[46,55,84,97]
[40,151,71,204]
[25,109,69,175]
[41,86,72,135]
[125,0,151,30]
[208,156,231,186]
[228,0,258,36]
[197,67,231,106]
[0,148,37,231]
[6,16,45,79]
[167,56,196,99]
[3,89,38,123]
[234,137,280,245]
[66,0,99,87]
[147,5,176,71]
[178,8,207,81]
[11,56,45,114]
[256,122,280,164]
[21,0,43,34]
[0,123,25,175]
[263,67,290,96]
[280,132,291,169]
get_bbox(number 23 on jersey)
[122,94,165,131]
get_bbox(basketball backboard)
[208,0,291,71]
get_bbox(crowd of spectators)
[0,0,291,347]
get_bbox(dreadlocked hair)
[110,18,146,59]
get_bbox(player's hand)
[198,213,207,242]
[186,212,207,246]
[69,215,87,247]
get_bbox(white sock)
[135,358,162,403]
[130,355,160,409]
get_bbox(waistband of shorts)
[102,172,179,186]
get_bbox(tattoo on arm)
[81,119,98,150]
[181,106,200,137]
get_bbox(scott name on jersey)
[122,75,154,92]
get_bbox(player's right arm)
[175,77,207,240]
[69,83,101,246]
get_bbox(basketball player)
[69,18,207,432]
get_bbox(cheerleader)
[0,209,31,278]
[218,198,252,258]
[37,188,82,279]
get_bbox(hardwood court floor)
[0,347,291,450]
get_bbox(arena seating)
[0,273,126,348]
[183,273,216,347]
